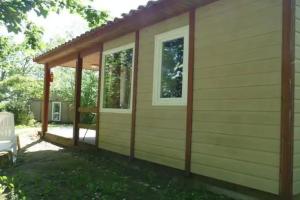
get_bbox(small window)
[152,26,189,106]
[100,43,135,113]
[52,102,61,121]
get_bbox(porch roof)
[33,0,215,69]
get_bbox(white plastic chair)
[0,112,17,163]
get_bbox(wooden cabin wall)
[294,0,300,195]
[191,0,282,194]
[96,0,284,195]
[98,33,135,156]
[135,13,189,170]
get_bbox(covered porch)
[38,45,103,147]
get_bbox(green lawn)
[1,141,233,200]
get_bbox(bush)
[4,101,35,125]
[0,176,25,200]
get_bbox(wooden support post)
[185,9,196,175]
[96,44,103,148]
[42,64,50,136]
[279,0,295,199]
[130,31,140,160]
[73,54,83,146]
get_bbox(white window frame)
[51,102,61,121]
[100,43,135,113]
[152,26,189,106]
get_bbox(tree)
[0,27,45,125]
[0,0,108,50]
[0,0,108,125]
[0,0,108,33]
[50,67,75,102]
[161,38,184,98]
[81,71,98,108]
[0,27,44,82]
[81,70,98,123]
[0,75,43,125]
[50,68,99,124]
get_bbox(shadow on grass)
[1,140,233,200]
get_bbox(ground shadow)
[1,139,234,200]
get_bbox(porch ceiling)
[55,51,100,71]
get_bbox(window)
[52,102,61,121]
[153,26,189,106]
[100,43,135,113]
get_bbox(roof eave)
[34,0,217,65]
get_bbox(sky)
[1,0,151,43]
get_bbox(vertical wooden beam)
[185,9,196,174]
[42,64,50,136]
[96,44,103,148]
[279,0,295,199]
[130,30,140,160]
[73,54,83,146]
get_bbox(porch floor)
[48,125,96,145]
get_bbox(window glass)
[103,48,133,109]
[160,37,184,98]
[53,103,60,113]
[152,26,188,106]
[52,102,61,121]
[52,113,60,121]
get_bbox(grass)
[1,143,234,200]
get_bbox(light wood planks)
[192,0,282,194]
[99,113,132,156]
[135,13,189,170]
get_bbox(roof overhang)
[34,0,217,68]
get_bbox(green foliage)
[78,5,109,29]
[0,0,108,125]
[0,33,100,125]
[0,0,108,33]
[0,35,44,82]
[24,22,44,50]
[81,70,98,123]
[0,75,42,125]
[103,48,133,109]
[50,68,99,124]
[0,34,44,125]
[5,101,36,126]
[81,71,98,107]
[0,75,43,102]
[161,37,184,98]
[50,68,75,102]
[0,0,108,53]
[0,176,25,200]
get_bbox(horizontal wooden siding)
[192,0,282,194]
[135,14,189,170]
